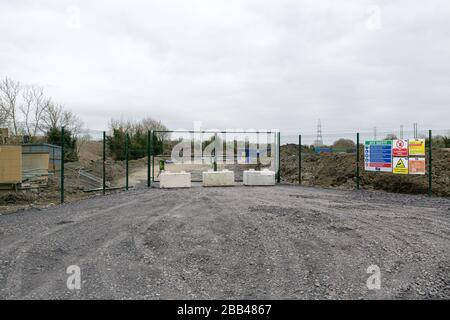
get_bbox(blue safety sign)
[364,140,393,172]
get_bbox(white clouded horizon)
[1,0,449,134]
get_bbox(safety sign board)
[364,140,393,172]
[393,157,409,174]
[409,157,426,175]
[409,139,425,156]
[393,139,408,157]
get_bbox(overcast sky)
[0,0,449,134]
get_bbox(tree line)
[0,76,171,162]
[107,118,168,161]
[0,76,82,160]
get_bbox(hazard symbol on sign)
[393,139,408,157]
[393,157,409,174]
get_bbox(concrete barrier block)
[160,171,191,188]
[243,169,275,186]
[202,169,235,187]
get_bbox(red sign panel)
[393,139,408,157]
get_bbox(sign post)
[61,126,65,204]
[428,130,432,196]
[298,134,302,185]
[356,133,360,190]
[103,131,106,195]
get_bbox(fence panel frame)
[150,130,280,183]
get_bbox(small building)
[22,143,62,173]
[22,152,50,186]
[314,147,332,154]
[0,145,22,186]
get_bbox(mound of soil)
[281,144,450,196]
[0,193,38,205]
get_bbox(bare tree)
[60,108,83,137]
[141,117,169,140]
[109,117,134,133]
[41,102,62,131]
[0,103,7,127]
[384,133,398,140]
[0,77,22,135]
[41,102,83,136]
[75,132,92,158]
[20,85,50,137]
[109,117,169,140]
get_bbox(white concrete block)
[202,169,235,187]
[243,169,275,186]
[159,171,191,188]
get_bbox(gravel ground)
[0,185,449,300]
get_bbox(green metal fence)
[149,130,280,183]
[280,129,440,197]
[54,127,446,204]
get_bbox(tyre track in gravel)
[201,190,276,299]
[1,185,449,299]
[19,191,196,299]
[0,190,172,299]
[243,187,449,299]
[95,196,199,299]
[1,199,142,298]
[249,192,371,299]
[126,189,273,299]
[295,190,450,299]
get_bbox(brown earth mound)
[0,193,38,205]
[281,144,450,196]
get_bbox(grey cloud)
[0,0,449,134]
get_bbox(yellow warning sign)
[396,159,406,168]
[409,139,425,156]
[393,157,409,174]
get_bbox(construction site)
[1,125,449,213]
[0,0,449,305]
[0,126,449,300]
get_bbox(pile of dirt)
[75,141,149,187]
[281,144,450,196]
[0,193,38,205]
[78,140,103,163]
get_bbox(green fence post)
[151,131,155,182]
[147,130,151,187]
[277,131,281,183]
[214,133,218,171]
[103,131,106,195]
[256,130,260,170]
[429,129,432,196]
[60,126,65,204]
[298,134,302,184]
[125,133,129,191]
[356,132,360,190]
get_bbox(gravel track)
[0,185,449,299]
